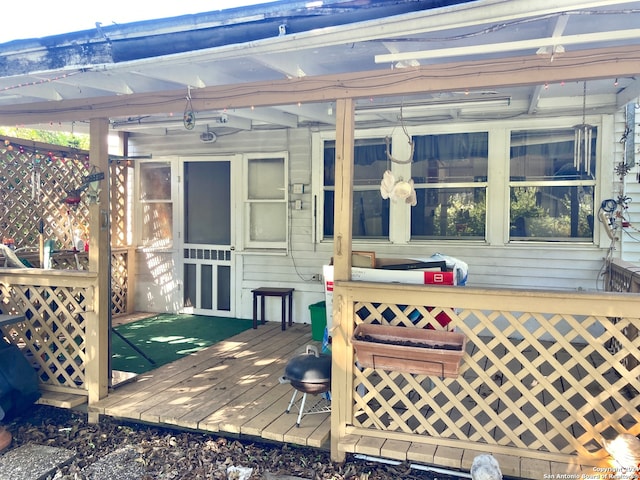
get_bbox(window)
[323,139,389,239]
[318,121,600,245]
[509,128,596,241]
[139,161,173,248]
[245,155,288,248]
[410,132,488,239]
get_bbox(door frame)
[177,155,241,316]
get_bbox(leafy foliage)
[0,127,89,150]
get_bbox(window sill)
[239,248,288,256]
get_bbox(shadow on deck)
[88,322,330,449]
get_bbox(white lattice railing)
[332,281,640,465]
[0,269,98,397]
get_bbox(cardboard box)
[322,258,454,330]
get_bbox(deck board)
[90,321,331,448]
[96,324,279,414]
[171,327,312,430]
[138,338,294,423]
[89,318,606,478]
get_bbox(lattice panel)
[351,302,640,459]
[0,140,132,255]
[110,162,130,248]
[0,282,93,392]
[0,146,90,250]
[111,250,129,315]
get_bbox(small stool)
[252,287,294,330]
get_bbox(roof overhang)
[1,0,639,135]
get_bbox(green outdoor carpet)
[111,313,253,374]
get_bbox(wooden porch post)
[330,98,355,462]
[87,118,110,405]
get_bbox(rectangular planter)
[351,323,466,378]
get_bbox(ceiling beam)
[1,44,639,125]
[375,29,640,63]
[616,78,640,108]
[528,85,544,114]
[228,107,298,128]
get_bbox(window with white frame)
[509,128,596,241]
[323,139,389,239]
[410,132,488,240]
[245,154,288,248]
[138,161,173,248]
[319,122,598,245]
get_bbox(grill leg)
[286,389,298,413]
[296,392,308,427]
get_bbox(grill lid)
[284,352,331,384]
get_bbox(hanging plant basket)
[351,324,466,378]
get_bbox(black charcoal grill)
[283,346,331,426]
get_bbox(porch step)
[338,434,515,478]
[36,390,87,409]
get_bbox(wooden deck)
[334,339,606,479]
[51,313,621,479]
[88,322,332,449]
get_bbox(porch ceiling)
[1,0,640,136]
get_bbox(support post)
[87,118,110,405]
[330,98,355,463]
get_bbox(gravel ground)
[1,404,461,480]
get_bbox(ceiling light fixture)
[111,113,245,131]
[199,130,217,143]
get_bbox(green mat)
[111,313,253,374]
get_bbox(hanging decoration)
[85,166,105,205]
[63,166,105,207]
[183,86,196,130]
[384,135,414,165]
[573,81,594,175]
[380,170,417,206]
[380,102,417,206]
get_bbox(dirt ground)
[2,404,460,480]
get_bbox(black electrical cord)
[601,199,617,213]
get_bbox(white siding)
[130,127,329,323]
[621,104,640,263]
[129,112,627,322]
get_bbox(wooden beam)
[86,117,110,405]
[332,98,355,283]
[330,97,355,463]
[1,45,639,124]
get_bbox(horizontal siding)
[239,128,328,322]
[318,241,607,291]
[129,120,625,322]
[621,104,640,262]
